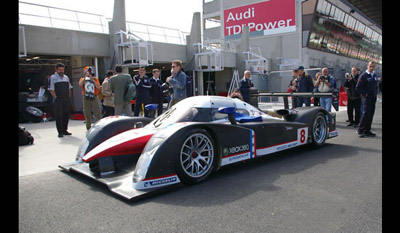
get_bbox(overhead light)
[32,56,40,59]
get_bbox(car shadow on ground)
[60,141,379,206]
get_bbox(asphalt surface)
[19,102,382,233]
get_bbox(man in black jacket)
[356,61,378,137]
[149,68,164,117]
[344,67,361,127]
[239,70,254,103]
[133,66,151,117]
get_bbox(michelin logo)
[144,176,177,188]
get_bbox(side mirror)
[218,107,237,125]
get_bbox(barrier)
[251,91,336,110]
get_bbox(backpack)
[19,126,34,146]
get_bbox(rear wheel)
[311,112,328,147]
[176,128,215,185]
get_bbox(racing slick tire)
[310,112,328,148]
[24,106,43,123]
[175,128,216,185]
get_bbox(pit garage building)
[19,0,381,113]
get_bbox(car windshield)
[149,107,200,128]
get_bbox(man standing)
[166,59,187,108]
[239,70,254,103]
[344,67,361,127]
[296,66,314,106]
[79,66,102,130]
[48,63,73,137]
[110,64,133,116]
[314,67,335,112]
[150,68,164,117]
[133,66,152,117]
[356,61,378,137]
[101,70,115,117]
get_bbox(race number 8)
[300,130,306,143]
[297,127,308,145]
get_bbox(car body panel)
[59,95,337,200]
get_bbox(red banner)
[224,0,296,39]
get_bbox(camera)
[320,76,326,82]
[162,82,173,95]
[85,67,95,77]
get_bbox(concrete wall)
[22,25,110,57]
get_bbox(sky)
[19,0,203,33]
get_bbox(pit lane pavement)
[19,101,381,232]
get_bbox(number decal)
[297,127,308,145]
[300,129,306,143]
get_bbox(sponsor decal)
[221,129,255,166]
[224,0,296,39]
[329,130,338,138]
[144,176,177,188]
[134,174,181,190]
[228,144,250,154]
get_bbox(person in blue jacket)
[166,60,187,108]
[296,66,314,106]
[133,66,152,117]
[355,61,378,137]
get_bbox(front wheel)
[175,128,216,185]
[310,112,328,147]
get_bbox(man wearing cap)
[296,66,314,106]
[79,66,102,130]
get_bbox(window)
[309,0,381,63]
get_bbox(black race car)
[60,95,338,200]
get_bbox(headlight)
[75,138,89,162]
[133,138,162,182]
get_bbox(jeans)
[319,97,332,112]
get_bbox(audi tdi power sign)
[224,0,296,39]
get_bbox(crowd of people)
[46,59,188,137]
[287,61,379,138]
[47,59,379,139]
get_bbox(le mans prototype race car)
[60,95,338,200]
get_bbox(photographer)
[79,66,102,130]
[344,67,361,127]
[314,67,335,112]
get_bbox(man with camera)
[344,67,361,127]
[79,66,102,130]
[314,67,335,112]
